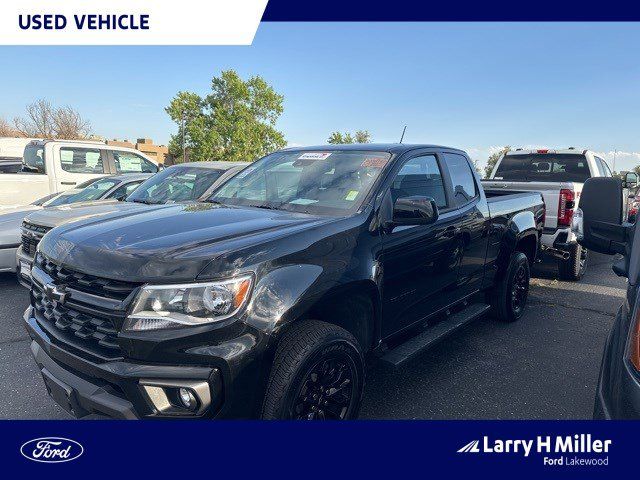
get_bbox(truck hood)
[39,203,330,282]
[25,200,145,229]
[0,205,41,246]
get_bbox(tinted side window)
[113,151,158,173]
[60,148,104,174]
[443,153,477,206]
[391,155,447,209]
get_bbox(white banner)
[0,0,269,45]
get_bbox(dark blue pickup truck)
[25,144,544,419]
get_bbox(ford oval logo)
[20,437,83,463]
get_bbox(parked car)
[575,173,640,418]
[0,175,149,275]
[0,139,159,207]
[24,144,544,419]
[0,156,23,174]
[16,162,248,285]
[483,148,629,281]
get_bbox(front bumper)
[25,308,229,419]
[0,244,19,273]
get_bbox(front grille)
[38,255,138,301]
[21,221,51,257]
[33,289,120,351]
[31,256,141,361]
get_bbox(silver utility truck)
[483,148,636,280]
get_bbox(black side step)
[380,303,492,368]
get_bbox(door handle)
[61,181,76,186]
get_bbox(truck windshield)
[22,144,45,174]
[126,166,223,204]
[209,150,391,215]
[494,154,590,183]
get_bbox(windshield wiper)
[204,199,227,206]
[130,198,160,205]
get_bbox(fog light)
[179,388,197,409]
[140,379,212,416]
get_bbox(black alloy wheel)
[511,263,529,317]
[290,354,357,420]
[262,320,365,420]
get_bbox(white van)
[0,139,159,207]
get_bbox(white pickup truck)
[483,148,634,280]
[0,139,159,208]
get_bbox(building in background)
[106,138,173,165]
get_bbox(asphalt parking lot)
[0,252,625,419]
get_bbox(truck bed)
[482,179,578,230]
[484,187,545,221]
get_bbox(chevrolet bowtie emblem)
[44,283,68,305]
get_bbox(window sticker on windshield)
[297,152,332,161]
[361,157,389,169]
[345,190,359,201]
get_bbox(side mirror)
[392,196,439,227]
[624,172,638,189]
[578,177,628,256]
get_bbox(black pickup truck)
[25,144,544,419]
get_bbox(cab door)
[440,151,491,296]
[380,151,465,338]
[53,144,109,192]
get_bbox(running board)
[380,303,492,368]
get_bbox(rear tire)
[490,252,530,323]
[558,243,587,281]
[261,320,365,420]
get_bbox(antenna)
[399,125,407,144]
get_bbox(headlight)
[124,275,253,331]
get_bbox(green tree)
[484,146,511,178]
[327,130,371,144]
[166,70,286,162]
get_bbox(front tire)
[490,251,530,323]
[262,320,365,420]
[558,243,587,281]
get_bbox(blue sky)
[1,22,640,170]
